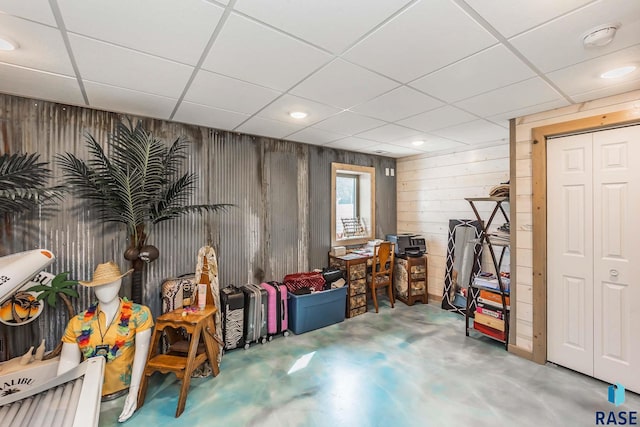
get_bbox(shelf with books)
[463,197,510,349]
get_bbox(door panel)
[593,126,640,393]
[547,133,594,375]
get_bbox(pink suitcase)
[260,281,289,338]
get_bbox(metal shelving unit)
[464,197,510,349]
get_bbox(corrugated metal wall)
[0,93,396,359]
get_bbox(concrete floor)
[100,301,640,427]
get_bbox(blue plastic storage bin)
[287,286,347,334]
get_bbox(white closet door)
[593,125,640,393]
[547,133,594,375]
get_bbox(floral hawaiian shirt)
[62,298,153,396]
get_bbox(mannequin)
[57,261,153,422]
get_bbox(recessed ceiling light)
[289,111,307,119]
[412,140,425,146]
[600,66,637,79]
[0,35,18,51]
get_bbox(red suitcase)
[260,281,289,338]
[283,272,325,293]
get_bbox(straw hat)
[79,261,133,287]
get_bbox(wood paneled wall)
[396,144,510,302]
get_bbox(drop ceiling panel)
[397,105,477,133]
[454,77,564,117]
[185,70,281,114]
[0,14,74,75]
[290,59,398,109]
[571,77,640,103]
[343,0,496,83]
[256,94,341,126]
[464,0,594,38]
[410,45,536,103]
[323,137,380,152]
[356,124,422,143]
[84,81,176,119]
[431,119,508,144]
[233,0,412,53]
[311,111,386,135]
[387,134,466,152]
[547,44,640,96]
[69,34,193,99]
[487,98,570,124]
[350,86,443,122]
[57,0,224,66]
[286,127,345,146]
[174,101,250,130]
[0,63,84,106]
[366,144,423,157]
[235,116,305,139]
[0,0,57,26]
[202,13,331,91]
[510,0,640,73]
[416,137,467,152]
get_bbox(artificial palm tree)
[57,119,230,303]
[27,272,78,359]
[0,152,64,216]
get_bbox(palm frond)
[109,166,147,236]
[0,153,66,215]
[164,136,189,177]
[0,153,49,189]
[111,121,167,198]
[85,134,117,188]
[56,152,129,224]
[56,153,117,203]
[152,204,232,224]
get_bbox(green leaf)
[59,288,79,298]
[26,284,50,293]
[47,292,57,307]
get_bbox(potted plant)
[57,119,230,303]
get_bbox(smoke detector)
[582,24,620,48]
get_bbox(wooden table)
[137,306,220,417]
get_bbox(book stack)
[473,272,510,292]
[473,289,509,341]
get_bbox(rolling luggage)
[241,284,268,349]
[220,285,245,351]
[260,281,289,339]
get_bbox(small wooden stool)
[137,306,220,417]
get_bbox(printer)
[385,233,427,257]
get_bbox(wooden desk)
[394,254,428,306]
[138,306,220,417]
[329,253,372,318]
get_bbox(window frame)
[331,162,376,247]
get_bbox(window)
[331,163,375,246]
